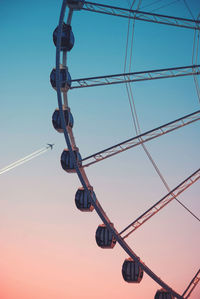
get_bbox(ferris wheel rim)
[54,1,197,298]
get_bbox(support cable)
[119,168,200,238]
[150,0,181,13]
[193,30,200,103]
[123,1,200,297]
[187,0,200,104]
[124,0,141,133]
[182,269,200,298]
[140,0,162,10]
[183,0,195,20]
[124,0,200,227]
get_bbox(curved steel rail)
[54,1,197,298]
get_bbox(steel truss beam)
[56,2,197,298]
[83,1,200,30]
[182,269,200,299]
[82,110,200,167]
[120,168,200,239]
[183,269,200,298]
[71,65,200,89]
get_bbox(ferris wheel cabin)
[95,224,116,249]
[52,108,74,133]
[154,289,174,299]
[66,0,85,10]
[53,23,75,52]
[122,258,143,283]
[50,67,71,92]
[75,187,95,212]
[60,149,82,173]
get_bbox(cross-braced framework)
[52,0,200,298]
[182,269,200,298]
[71,65,200,89]
[82,110,200,167]
[119,168,200,239]
[83,1,200,30]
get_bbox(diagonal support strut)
[120,168,200,239]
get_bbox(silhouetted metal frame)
[82,110,200,167]
[120,168,200,238]
[70,65,200,89]
[54,1,197,298]
[182,269,200,298]
[83,1,200,30]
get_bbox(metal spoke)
[71,65,200,89]
[53,2,200,298]
[120,169,200,239]
[183,269,200,298]
[83,1,200,30]
[82,110,200,167]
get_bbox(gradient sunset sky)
[1,0,200,298]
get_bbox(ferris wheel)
[50,0,200,298]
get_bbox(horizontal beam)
[82,110,200,167]
[83,1,200,30]
[120,168,200,239]
[71,65,200,89]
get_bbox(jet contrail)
[0,144,54,175]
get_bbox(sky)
[0,0,200,298]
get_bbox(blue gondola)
[50,67,71,92]
[95,224,116,249]
[155,289,174,299]
[66,0,85,10]
[52,108,74,133]
[60,149,82,173]
[75,187,96,211]
[122,258,143,283]
[53,23,74,51]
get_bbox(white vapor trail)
[0,146,50,175]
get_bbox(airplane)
[46,143,55,150]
